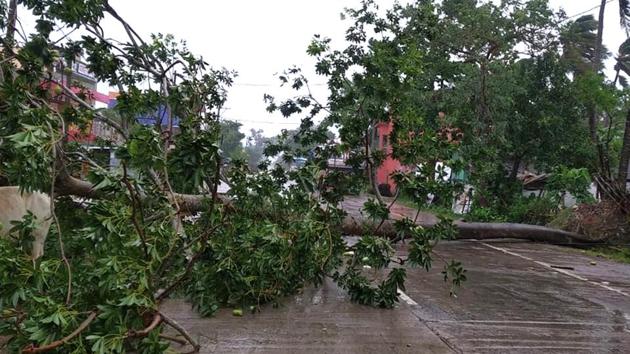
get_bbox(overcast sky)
[89,1,629,136]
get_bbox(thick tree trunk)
[341,215,597,244]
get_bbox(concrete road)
[401,240,630,353]
[162,239,630,353]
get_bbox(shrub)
[506,195,558,225]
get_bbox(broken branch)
[21,311,97,353]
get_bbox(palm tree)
[614,38,630,184]
[595,0,630,185]
[613,38,630,86]
[594,0,630,70]
[561,15,601,74]
[578,0,630,182]
[561,14,611,176]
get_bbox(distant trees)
[218,120,245,160]
[244,128,268,170]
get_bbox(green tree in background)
[219,119,245,160]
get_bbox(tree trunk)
[341,215,597,244]
[52,163,596,245]
[617,109,630,188]
[589,0,609,177]
[594,0,607,72]
[509,157,521,181]
[614,67,621,86]
[366,127,385,204]
[3,0,17,53]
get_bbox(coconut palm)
[613,38,630,184]
[561,15,603,73]
[613,38,630,86]
[594,0,630,71]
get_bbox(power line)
[232,82,327,88]
[222,117,300,125]
[560,0,614,23]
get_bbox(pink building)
[375,120,404,196]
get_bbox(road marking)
[397,288,418,306]
[425,319,621,326]
[479,242,629,298]
[473,346,598,350]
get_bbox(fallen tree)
[55,165,595,245]
[341,214,596,244]
[0,1,606,353]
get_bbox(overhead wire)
[559,0,614,23]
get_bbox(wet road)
[162,239,630,353]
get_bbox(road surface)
[162,239,630,353]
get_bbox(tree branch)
[159,312,200,353]
[122,163,150,259]
[158,333,187,345]
[21,311,98,353]
[127,313,162,338]
[47,124,73,305]
[47,78,127,138]
[155,217,225,301]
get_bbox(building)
[374,120,405,196]
[373,118,471,212]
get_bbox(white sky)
[101,0,385,137]
[29,1,630,137]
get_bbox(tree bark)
[509,156,521,181]
[54,165,230,212]
[4,0,17,47]
[594,0,607,72]
[617,109,630,187]
[341,215,598,244]
[590,0,609,177]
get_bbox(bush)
[506,195,558,225]
[465,207,506,222]
[547,166,594,204]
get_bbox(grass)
[581,246,630,265]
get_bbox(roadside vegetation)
[582,246,630,264]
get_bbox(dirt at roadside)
[553,200,630,243]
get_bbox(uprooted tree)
[0,0,618,353]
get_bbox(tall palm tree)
[596,0,630,185]
[561,14,611,175]
[561,15,601,73]
[594,0,630,70]
[581,0,630,181]
[613,38,630,86]
[614,38,630,184]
